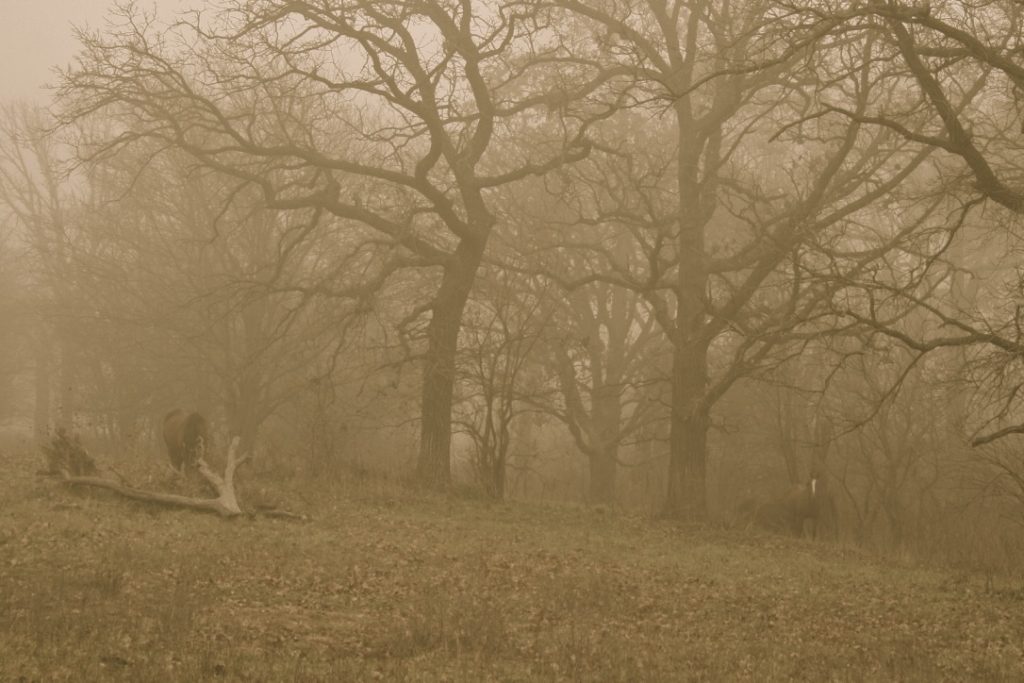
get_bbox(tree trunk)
[416,238,486,489]
[57,340,75,432]
[663,112,711,520]
[33,340,51,445]
[492,449,507,500]
[664,394,710,518]
[588,445,617,505]
[589,387,622,506]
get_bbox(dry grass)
[2,436,1024,681]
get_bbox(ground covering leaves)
[2,440,1024,681]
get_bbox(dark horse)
[747,471,837,539]
[162,409,210,472]
[785,471,836,539]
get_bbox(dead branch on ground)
[44,434,305,520]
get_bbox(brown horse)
[786,472,834,539]
[747,471,837,539]
[162,409,210,472]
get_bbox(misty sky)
[0,0,190,103]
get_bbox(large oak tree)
[59,0,604,486]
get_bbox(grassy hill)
[2,438,1023,681]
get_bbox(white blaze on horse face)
[810,477,818,496]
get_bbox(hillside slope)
[1,441,1022,681]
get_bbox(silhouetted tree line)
[1,1,1024,550]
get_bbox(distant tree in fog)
[488,179,670,505]
[454,268,552,499]
[0,223,25,422]
[58,0,602,488]
[76,145,365,454]
[851,2,1024,214]
[546,279,665,506]
[40,0,1024,521]
[818,2,1024,448]
[0,104,82,439]
[524,1,940,518]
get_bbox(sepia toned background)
[3,1,1024,680]
[3,0,110,101]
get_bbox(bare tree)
[489,177,669,505]
[846,2,1024,214]
[454,269,551,498]
[816,2,1024,449]
[520,1,940,517]
[92,143,383,451]
[58,1,602,488]
[0,104,83,438]
[0,221,26,423]
[547,278,664,505]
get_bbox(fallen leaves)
[2,440,1024,681]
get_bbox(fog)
[2,1,1024,679]
[2,0,114,100]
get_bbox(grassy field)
[2,439,1024,681]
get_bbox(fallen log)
[61,437,246,516]
[49,435,303,520]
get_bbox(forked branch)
[61,437,252,517]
